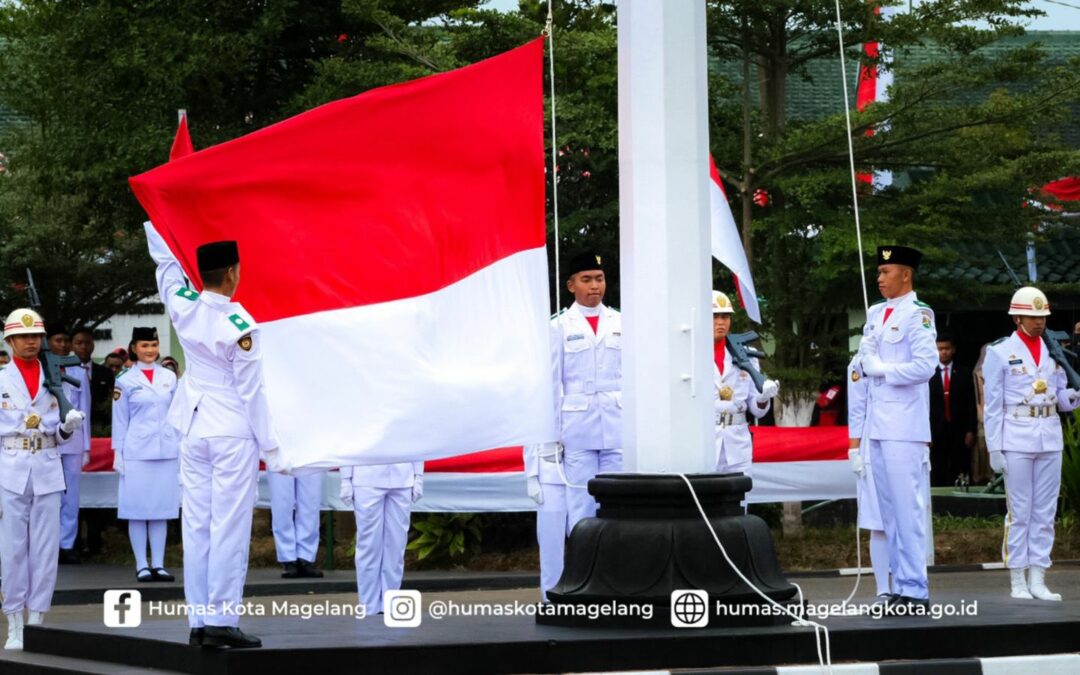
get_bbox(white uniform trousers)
[1,480,61,615]
[353,486,412,615]
[869,439,930,599]
[1003,451,1061,570]
[59,453,82,549]
[180,435,259,628]
[536,482,570,601]
[564,447,622,527]
[268,472,323,563]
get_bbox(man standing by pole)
[144,223,281,648]
[549,251,623,528]
[855,245,938,612]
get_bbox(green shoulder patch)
[176,288,199,301]
[991,337,1008,345]
[913,300,932,309]
[228,313,251,331]
[550,308,567,320]
[871,298,886,306]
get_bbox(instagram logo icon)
[384,590,422,628]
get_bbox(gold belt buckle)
[1029,406,1036,418]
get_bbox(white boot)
[1029,566,1062,601]
[1010,568,1033,599]
[5,612,24,651]
[26,611,44,626]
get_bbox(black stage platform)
[18,590,1080,674]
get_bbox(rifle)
[25,269,81,420]
[996,251,1080,390]
[726,331,768,393]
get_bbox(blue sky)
[483,1,1080,30]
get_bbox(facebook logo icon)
[104,590,142,627]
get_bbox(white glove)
[1064,388,1080,406]
[527,476,544,505]
[60,410,85,435]
[263,448,286,474]
[861,332,878,357]
[754,379,780,403]
[989,450,1006,474]
[411,476,424,504]
[144,222,177,266]
[339,475,354,507]
[861,354,888,378]
[112,452,125,475]
[848,448,864,477]
[82,451,90,468]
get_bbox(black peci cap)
[131,326,159,342]
[196,240,240,272]
[566,251,606,279]
[877,245,922,269]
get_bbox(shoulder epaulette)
[227,313,252,332]
[176,287,199,301]
[871,299,886,306]
[990,337,1008,346]
[550,308,567,320]
[913,300,932,309]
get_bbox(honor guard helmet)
[3,308,46,340]
[712,290,735,314]
[1008,286,1051,317]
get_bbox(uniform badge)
[113,388,122,401]
[1008,359,1023,366]
[228,313,251,331]
[920,309,933,330]
[881,249,893,261]
[719,385,734,401]
[595,255,602,265]
[20,314,34,328]
[851,370,861,383]
[1033,379,1048,395]
[1033,297,1045,311]
[25,412,41,430]
[238,335,253,352]
[566,334,585,342]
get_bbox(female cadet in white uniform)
[111,326,180,582]
[983,287,1080,600]
[710,291,778,476]
[525,443,569,601]
[0,308,85,649]
[338,461,423,614]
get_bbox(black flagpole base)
[538,472,800,628]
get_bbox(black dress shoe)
[297,559,324,578]
[136,567,154,582]
[189,628,205,646]
[281,561,300,579]
[886,595,930,616]
[152,567,175,582]
[58,548,81,565]
[201,626,262,649]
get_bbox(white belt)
[3,435,57,452]
[716,413,748,428]
[564,380,620,395]
[1008,405,1055,418]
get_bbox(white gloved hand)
[60,410,85,435]
[1064,388,1080,406]
[411,476,424,504]
[527,476,544,505]
[112,452,125,475]
[339,474,354,507]
[754,379,780,403]
[82,451,90,468]
[989,450,1007,474]
[861,354,888,378]
[861,333,878,357]
[263,448,286,474]
[848,448,864,477]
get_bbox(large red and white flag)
[856,4,895,189]
[709,156,761,322]
[129,39,555,470]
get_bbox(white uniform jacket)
[550,303,622,452]
[983,332,1079,454]
[856,292,939,442]
[343,462,424,490]
[0,364,67,495]
[713,351,769,469]
[58,363,91,455]
[145,223,279,452]
[112,364,181,461]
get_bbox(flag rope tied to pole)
[545,0,561,305]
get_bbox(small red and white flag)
[129,40,556,469]
[709,156,761,323]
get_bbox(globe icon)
[672,591,708,626]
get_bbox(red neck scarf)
[584,315,599,334]
[714,340,726,374]
[883,307,894,324]
[13,356,40,399]
[1017,330,1042,366]
[141,368,155,384]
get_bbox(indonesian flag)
[129,39,556,469]
[170,113,194,161]
[855,3,894,189]
[709,156,761,323]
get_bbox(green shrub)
[1061,416,1080,516]
[406,514,482,561]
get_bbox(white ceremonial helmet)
[1008,287,1051,317]
[3,308,46,340]
[712,290,735,315]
